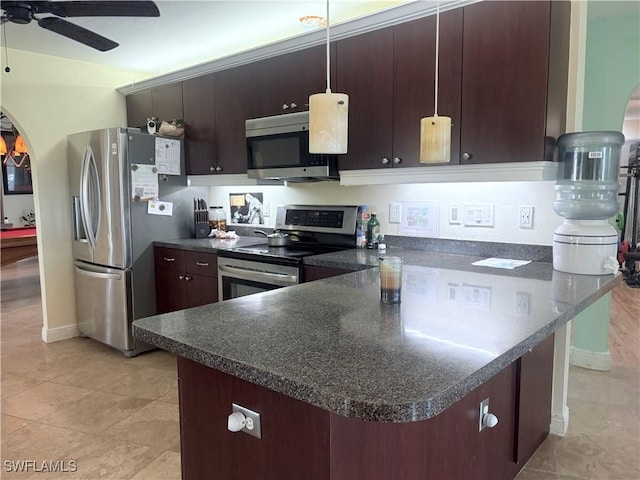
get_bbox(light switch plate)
[449,204,462,224]
[389,202,401,223]
[462,204,494,227]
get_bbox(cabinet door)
[251,45,329,118]
[336,27,394,170]
[151,82,184,123]
[460,1,551,164]
[214,64,253,174]
[393,9,463,167]
[154,247,186,314]
[303,265,351,283]
[183,74,217,175]
[126,90,152,129]
[185,273,218,308]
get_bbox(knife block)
[194,222,211,238]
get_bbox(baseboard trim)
[41,324,79,343]
[569,345,612,371]
[550,406,570,437]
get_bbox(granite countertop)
[154,235,266,253]
[135,241,621,423]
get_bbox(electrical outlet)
[232,403,262,439]
[389,202,401,223]
[519,205,534,229]
[515,292,531,315]
[263,202,271,217]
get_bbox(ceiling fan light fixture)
[308,0,349,155]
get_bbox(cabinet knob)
[209,166,215,172]
[282,104,289,110]
[462,152,473,161]
[178,275,184,280]
[381,157,390,165]
[216,166,223,172]
[393,157,402,165]
[184,276,192,281]
[290,103,297,108]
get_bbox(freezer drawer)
[74,260,134,352]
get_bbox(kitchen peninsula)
[134,246,620,479]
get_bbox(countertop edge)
[133,273,622,423]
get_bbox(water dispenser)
[552,131,625,275]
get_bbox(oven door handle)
[218,264,298,285]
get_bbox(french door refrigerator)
[68,127,197,356]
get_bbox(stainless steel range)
[217,205,358,301]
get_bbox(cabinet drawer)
[186,251,218,278]
[155,247,186,272]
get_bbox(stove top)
[219,242,351,265]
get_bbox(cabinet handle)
[462,152,473,161]
[393,157,402,165]
[163,257,175,262]
[178,275,184,280]
[209,166,215,172]
[381,157,390,165]
[184,276,192,281]
[215,166,222,172]
[196,261,210,267]
[282,104,289,110]
[290,103,297,108]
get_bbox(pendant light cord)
[2,20,10,73]
[434,0,440,117]
[325,0,331,93]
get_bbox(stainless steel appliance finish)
[218,205,358,301]
[68,127,198,356]
[245,111,339,182]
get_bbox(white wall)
[0,48,147,339]
[208,180,561,246]
[2,194,35,226]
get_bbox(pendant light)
[420,1,451,164]
[309,0,349,154]
[14,135,28,155]
[0,136,6,156]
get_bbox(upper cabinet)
[460,0,570,164]
[213,64,254,174]
[126,83,184,128]
[251,45,334,118]
[336,10,463,171]
[182,74,217,175]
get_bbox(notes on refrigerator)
[155,137,181,175]
[148,201,173,216]
[131,164,159,201]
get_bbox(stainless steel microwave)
[245,111,339,182]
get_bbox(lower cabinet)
[302,265,352,283]
[154,247,218,314]
[176,334,554,480]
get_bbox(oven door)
[217,257,300,301]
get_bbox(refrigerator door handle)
[74,263,123,281]
[72,196,87,242]
[80,145,101,250]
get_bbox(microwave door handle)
[218,264,298,286]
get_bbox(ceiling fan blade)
[38,17,118,51]
[49,1,160,18]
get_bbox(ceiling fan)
[0,1,160,51]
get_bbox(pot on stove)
[255,229,289,247]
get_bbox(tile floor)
[1,257,638,479]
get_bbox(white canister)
[552,220,618,275]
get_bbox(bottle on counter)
[366,212,380,249]
[356,205,370,248]
[209,206,227,232]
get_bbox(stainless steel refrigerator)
[68,127,199,356]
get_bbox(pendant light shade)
[419,1,451,164]
[14,135,28,155]
[0,136,6,156]
[420,115,451,163]
[309,0,349,154]
[309,91,349,154]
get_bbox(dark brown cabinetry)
[251,45,332,118]
[303,265,352,283]
[182,74,217,175]
[213,64,254,174]
[126,83,184,129]
[176,333,554,479]
[154,247,218,314]
[460,1,569,164]
[336,9,463,170]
